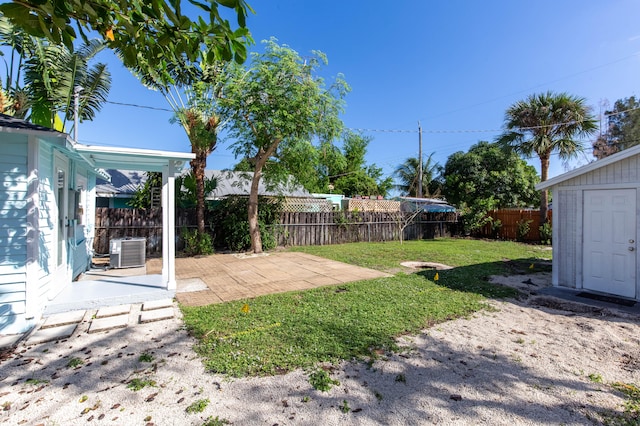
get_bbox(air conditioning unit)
[110,237,146,268]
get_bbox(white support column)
[162,161,177,290]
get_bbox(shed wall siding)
[563,155,640,187]
[556,189,578,288]
[0,134,28,332]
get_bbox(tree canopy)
[443,141,540,233]
[593,96,640,159]
[221,38,349,253]
[497,91,597,223]
[0,0,252,86]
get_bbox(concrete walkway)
[148,251,391,306]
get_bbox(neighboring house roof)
[96,169,311,199]
[536,144,640,190]
[394,196,457,213]
[97,170,148,198]
[0,113,66,136]
[205,170,310,198]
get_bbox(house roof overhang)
[73,144,194,175]
[0,113,194,177]
[536,144,640,190]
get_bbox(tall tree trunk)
[248,140,281,254]
[539,153,550,225]
[191,151,207,235]
[248,168,263,253]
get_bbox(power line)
[101,100,640,135]
[106,100,173,112]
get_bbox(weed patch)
[67,357,84,368]
[186,398,210,414]
[127,378,156,391]
[308,369,340,392]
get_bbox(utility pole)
[73,86,83,142]
[417,121,423,198]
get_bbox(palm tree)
[127,55,229,254]
[497,91,597,223]
[393,153,441,197]
[22,39,111,131]
[1,16,111,131]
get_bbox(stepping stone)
[89,314,129,333]
[139,307,174,323]
[41,310,86,329]
[0,334,23,350]
[95,304,131,318]
[142,299,173,311]
[27,323,77,344]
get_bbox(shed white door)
[583,189,636,298]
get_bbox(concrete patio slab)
[153,252,392,307]
[139,307,174,323]
[27,323,77,344]
[88,314,129,333]
[95,304,131,318]
[142,299,173,311]
[41,310,86,329]
[0,334,23,350]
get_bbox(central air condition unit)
[110,237,146,268]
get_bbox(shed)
[0,114,194,334]
[537,145,640,301]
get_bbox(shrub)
[516,219,533,242]
[539,222,552,245]
[210,195,283,252]
[182,228,214,256]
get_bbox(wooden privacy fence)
[93,207,195,255]
[93,208,459,253]
[476,209,552,241]
[274,211,459,246]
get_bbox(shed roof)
[536,144,640,190]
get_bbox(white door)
[54,153,70,277]
[583,189,637,298]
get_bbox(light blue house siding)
[0,134,29,333]
[0,133,96,334]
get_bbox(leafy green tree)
[593,96,640,159]
[497,91,597,223]
[393,153,442,197]
[221,39,349,253]
[443,141,540,233]
[0,0,252,86]
[331,131,392,197]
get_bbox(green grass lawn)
[180,238,552,377]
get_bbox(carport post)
[162,160,178,290]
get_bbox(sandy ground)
[1,273,639,426]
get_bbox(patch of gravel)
[1,277,639,425]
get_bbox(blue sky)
[78,0,640,184]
